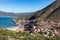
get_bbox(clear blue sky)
[0,0,55,13]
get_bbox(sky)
[0,0,55,13]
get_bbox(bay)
[0,16,17,28]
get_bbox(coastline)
[7,26,20,32]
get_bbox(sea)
[0,16,17,29]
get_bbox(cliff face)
[28,0,60,21]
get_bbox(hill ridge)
[28,0,60,21]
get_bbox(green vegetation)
[0,29,60,40]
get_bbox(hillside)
[46,7,60,21]
[28,0,60,21]
[0,28,60,40]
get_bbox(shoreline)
[7,26,20,32]
[0,16,18,32]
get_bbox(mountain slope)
[28,0,60,21]
[46,7,60,21]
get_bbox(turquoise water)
[0,16,17,28]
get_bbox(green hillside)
[0,29,60,40]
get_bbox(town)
[12,19,60,38]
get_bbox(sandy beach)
[7,26,20,32]
[7,26,24,32]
